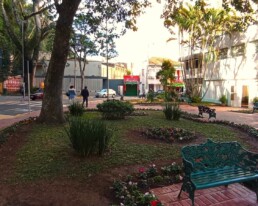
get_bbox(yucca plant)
[163,103,181,120]
[68,102,84,116]
[171,103,181,120]
[65,117,112,156]
[163,103,173,120]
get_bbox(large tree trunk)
[38,0,81,124]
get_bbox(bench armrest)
[238,151,258,172]
[183,159,194,175]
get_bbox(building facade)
[35,58,128,95]
[180,24,258,108]
[139,57,184,95]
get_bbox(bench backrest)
[181,139,244,171]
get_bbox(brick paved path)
[151,183,258,206]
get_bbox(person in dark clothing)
[81,86,89,107]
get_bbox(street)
[0,95,117,117]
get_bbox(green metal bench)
[178,139,258,206]
[253,102,258,113]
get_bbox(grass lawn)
[0,110,255,205]
[13,111,247,181]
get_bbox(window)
[231,86,234,100]
[218,48,228,59]
[185,60,189,70]
[195,58,199,68]
[231,44,245,57]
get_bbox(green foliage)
[68,102,84,116]
[163,103,173,120]
[65,117,112,157]
[191,96,202,103]
[142,126,196,143]
[253,97,258,103]
[156,60,176,88]
[163,103,181,120]
[219,94,227,104]
[147,90,155,102]
[97,100,134,120]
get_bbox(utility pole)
[106,18,109,99]
[22,21,25,100]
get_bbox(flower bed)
[112,163,183,206]
[0,117,37,145]
[141,127,197,143]
[181,111,258,140]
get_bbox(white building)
[139,57,184,94]
[181,24,258,108]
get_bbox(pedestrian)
[68,85,76,101]
[81,86,89,107]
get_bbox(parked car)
[95,89,116,98]
[30,89,44,100]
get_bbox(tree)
[0,0,55,88]
[70,13,99,90]
[38,0,151,124]
[156,60,176,91]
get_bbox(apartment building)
[180,24,258,108]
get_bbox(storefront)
[123,75,140,96]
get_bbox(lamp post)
[105,18,109,99]
[22,20,25,99]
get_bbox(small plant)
[253,97,258,103]
[147,90,155,102]
[65,117,112,156]
[142,127,196,143]
[171,103,181,120]
[219,94,227,105]
[191,96,202,103]
[163,103,181,120]
[97,100,134,120]
[68,102,84,116]
[163,103,173,120]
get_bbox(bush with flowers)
[111,162,183,206]
[141,127,196,143]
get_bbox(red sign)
[4,76,22,92]
[124,75,140,84]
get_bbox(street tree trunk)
[38,0,81,124]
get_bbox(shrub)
[163,103,173,120]
[163,103,181,120]
[219,94,227,105]
[68,102,84,116]
[97,100,134,120]
[253,97,258,103]
[147,90,155,102]
[65,117,112,156]
[191,96,202,103]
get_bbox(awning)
[170,81,185,87]
[125,81,138,85]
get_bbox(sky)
[113,1,180,73]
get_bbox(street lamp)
[22,20,25,99]
[105,18,109,99]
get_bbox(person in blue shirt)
[68,85,76,101]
